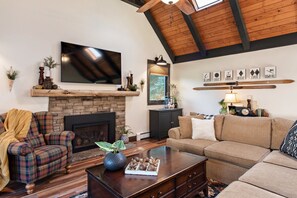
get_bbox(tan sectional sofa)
[166,115,297,198]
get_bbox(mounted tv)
[61,42,121,85]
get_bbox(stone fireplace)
[64,112,115,153]
[48,96,126,152]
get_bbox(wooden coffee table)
[86,146,207,198]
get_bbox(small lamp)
[224,92,238,106]
[155,55,167,66]
[224,90,238,115]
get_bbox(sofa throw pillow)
[190,112,215,120]
[280,121,297,159]
[179,115,204,139]
[191,118,217,141]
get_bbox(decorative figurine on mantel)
[126,71,138,91]
[38,66,44,85]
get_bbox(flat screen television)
[61,42,122,84]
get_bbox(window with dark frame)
[147,60,170,105]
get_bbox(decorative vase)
[120,134,129,144]
[104,152,127,171]
[8,79,14,92]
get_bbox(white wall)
[172,44,297,120]
[0,0,169,134]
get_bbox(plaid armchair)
[0,112,75,194]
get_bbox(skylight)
[192,0,223,11]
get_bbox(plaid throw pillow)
[280,121,297,159]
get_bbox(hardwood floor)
[0,139,166,198]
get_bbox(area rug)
[70,179,227,198]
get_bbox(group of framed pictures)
[203,66,276,82]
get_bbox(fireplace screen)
[73,123,109,151]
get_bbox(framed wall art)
[224,70,233,81]
[213,71,221,81]
[236,69,246,80]
[264,66,276,78]
[203,72,211,82]
[249,68,260,79]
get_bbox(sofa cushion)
[221,115,271,148]
[192,118,216,141]
[271,118,294,150]
[204,141,270,168]
[280,121,297,159]
[34,111,54,134]
[216,181,285,198]
[178,115,204,139]
[27,114,40,137]
[263,150,297,170]
[25,134,46,148]
[214,115,224,140]
[166,138,217,156]
[239,162,297,198]
[37,155,67,179]
[34,145,67,166]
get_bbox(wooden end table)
[86,146,208,198]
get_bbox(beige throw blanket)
[0,109,32,191]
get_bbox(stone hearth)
[48,96,125,140]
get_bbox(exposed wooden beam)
[229,0,250,51]
[181,12,206,57]
[120,0,145,8]
[174,32,297,63]
[144,11,175,63]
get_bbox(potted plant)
[43,56,59,78]
[119,125,133,144]
[219,99,227,114]
[6,66,18,92]
[95,140,127,171]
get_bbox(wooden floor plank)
[0,139,166,198]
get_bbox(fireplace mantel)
[31,89,140,97]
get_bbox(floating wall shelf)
[31,89,140,97]
[193,79,294,91]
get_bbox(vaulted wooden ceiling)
[122,0,297,63]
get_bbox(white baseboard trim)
[136,132,150,141]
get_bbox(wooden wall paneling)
[191,0,242,50]
[239,0,297,41]
[229,0,250,50]
[150,3,199,56]
[181,12,206,56]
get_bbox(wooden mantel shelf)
[30,89,140,97]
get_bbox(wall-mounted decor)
[6,66,18,92]
[213,71,221,81]
[224,70,233,81]
[236,69,246,80]
[264,66,276,78]
[249,68,260,79]
[203,72,211,82]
